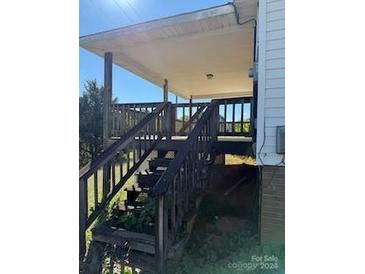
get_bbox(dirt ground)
[167,163,267,273]
[207,163,258,217]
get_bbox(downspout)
[229,2,257,27]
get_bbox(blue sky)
[79,0,228,103]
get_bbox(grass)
[225,154,256,165]
[167,194,284,274]
[84,159,136,246]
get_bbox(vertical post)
[79,178,87,259]
[103,52,113,148]
[155,195,166,274]
[189,96,193,133]
[189,97,193,117]
[166,103,172,140]
[163,79,168,103]
[170,103,176,136]
[163,79,171,139]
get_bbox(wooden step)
[136,172,163,188]
[148,158,172,170]
[124,199,145,208]
[93,224,156,255]
[126,187,142,203]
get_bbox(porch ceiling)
[79,1,257,99]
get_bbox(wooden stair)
[84,148,186,273]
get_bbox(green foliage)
[115,197,155,231]
[169,230,284,274]
[79,80,104,167]
[79,80,118,167]
[234,122,251,133]
[167,193,284,274]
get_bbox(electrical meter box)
[276,126,285,154]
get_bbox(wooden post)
[189,96,192,118]
[163,79,168,102]
[155,195,166,274]
[166,103,172,140]
[163,79,172,139]
[189,96,193,133]
[79,178,87,259]
[103,52,113,148]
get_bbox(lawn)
[85,159,137,246]
[167,193,284,274]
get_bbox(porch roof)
[79,1,257,99]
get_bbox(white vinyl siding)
[256,0,285,165]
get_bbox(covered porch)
[79,1,258,273]
[79,0,257,146]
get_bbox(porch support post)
[155,195,167,274]
[103,52,113,148]
[163,79,168,102]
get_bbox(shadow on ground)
[167,164,285,274]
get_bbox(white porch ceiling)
[80,1,257,99]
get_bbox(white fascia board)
[79,4,235,45]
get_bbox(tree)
[79,80,117,167]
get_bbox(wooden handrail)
[79,101,169,258]
[153,100,219,272]
[79,102,168,180]
[176,104,207,135]
[152,100,218,196]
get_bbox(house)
[79,0,285,272]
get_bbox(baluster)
[120,152,124,178]
[171,175,177,243]
[241,101,245,135]
[184,160,189,212]
[111,157,116,190]
[127,146,130,171]
[103,162,111,200]
[144,126,147,153]
[79,178,87,258]
[121,105,125,134]
[232,103,236,134]
[94,171,98,210]
[190,150,195,195]
[133,104,136,126]
[138,134,142,160]
[224,101,227,134]
[182,106,185,130]
[133,140,136,166]
[178,168,183,227]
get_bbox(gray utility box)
[276,126,285,154]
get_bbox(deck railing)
[110,102,163,137]
[111,102,209,138]
[79,102,170,259]
[110,98,252,139]
[217,97,253,137]
[172,102,209,135]
[151,100,219,273]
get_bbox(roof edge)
[80,3,235,43]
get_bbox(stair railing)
[79,102,170,259]
[110,102,164,138]
[151,100,219,273]
[171,102,209,136]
